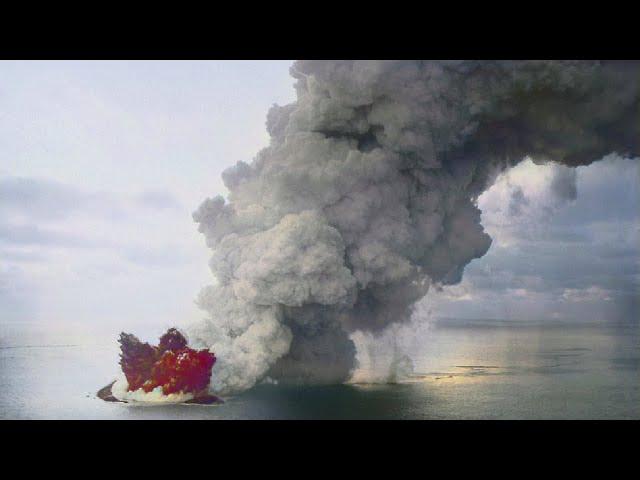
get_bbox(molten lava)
[118,328,216,395]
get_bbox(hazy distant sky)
[1,61,637,344]
[0,60,296,342]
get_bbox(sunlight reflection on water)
[1,321,638,419]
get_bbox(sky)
[1,60,638,345]
[422,155,639,325]
[0,60,296,342]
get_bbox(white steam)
[111,375,195,403]
[187,60,639,394]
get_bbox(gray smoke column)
[189,60,639,394]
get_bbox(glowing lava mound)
[98,328,221,404]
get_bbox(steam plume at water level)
[187,60,639,394]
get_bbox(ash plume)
[188,60,639,394]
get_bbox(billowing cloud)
[190,60,639,394]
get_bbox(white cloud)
[562,286,613,303]
[429,155,639,324]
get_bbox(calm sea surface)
[1,320,638,419]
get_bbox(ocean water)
[1,320,638,419]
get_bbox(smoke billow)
[188,60,639,394]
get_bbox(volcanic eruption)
[186,60,639,395]
[104,328,219,403]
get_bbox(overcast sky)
[1,61,638,344]
[423,155,639,325]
